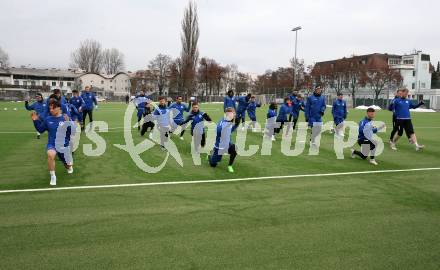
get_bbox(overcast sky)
[1,0,438,74]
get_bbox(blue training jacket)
[223,96,236,111]
[291,98,305,118]
[214,119,237,150]
[332,99,347,119]
[236,96,250,114]
[80,92,97,111]
[25,100,47,118]
[33,115,73,150]
[69,96,85,110]
[358,117,378,141]
[305,93,326,122]
[393,97,422,119]
[277,103,292,122]
[247,101,261,119]
[168,102,190,123]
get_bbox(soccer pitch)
[1,101,440,269]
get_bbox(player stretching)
[305,86,326,146]
[183,102,212,151]
[351,108,385,166]
[288,94,305,134]
[223,90,236,112]
[140,103,155,139]
[31,98,75,186]
[390,88,425,151]
[69,90,85,124]
[275,97,292,136]
[208,107,238,173]
[25,93,47,139]
[247,96,261,132]
[133,91,150,131]
[153,96,172,151]
[168,96,191,140]
[235,93,252,130]
[80,86,98,131]
[331,93,348,137]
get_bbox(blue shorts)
[209,143,236,167]
[248,112,256,121]
[334,117,344,126]
[236,109,246,119]
[174,119,185,126]
[47,145,69,165]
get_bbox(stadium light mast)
[291,26,302,90]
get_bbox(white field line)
[1,167,439,194]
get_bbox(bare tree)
[363,66,402,102]
[180,0,200,96]
[0,46,9,68]
[70,39,103,73]
[102,48,125,74]
[148,54,172,96]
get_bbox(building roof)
[0,67,82,78]
[77,72,130,80]
[315,53,401,65]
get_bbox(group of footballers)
[25,84,425,186]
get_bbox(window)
[101,80,104,84]
[389,59,400,65]
[421,54,430,61]
[52,82,56,86]
[23,81,27,86]
[31,81,36,86]
[412,83,415,89]
[60,82,64,87]
[421,83,426,88]
[42,81,47,86]
[14,80,19,85]
[0,80,2,85]
[413,71,416,77]
[67,82,72,87]
[110,86,113,89]
[403,59,414,65]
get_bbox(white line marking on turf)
[1,167,439,194]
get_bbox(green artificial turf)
[0,101,439,269]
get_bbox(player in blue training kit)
[153,96,172,150]
[331,93,348,137]
[305,86,326,145]
[133,90,150,131]
[183,102,212,151]
[264,102,278,141]
[69,90,85,124]
[235,93,252,130]
[25,93,47,139]
[275,97,292,136]
[168,95,191,140]
[351,108,385,166]
[208,107,238,173]
[247,96,261,132]
[32,98,76,186]
[223,90,236,112]
[80,85,98,130]
[288,94,305,134]
[390,88,425,151]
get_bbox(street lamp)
[291,26,302,90]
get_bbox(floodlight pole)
[291,26,302,90]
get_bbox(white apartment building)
[388,51,432,96]
[76,72,131,97]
